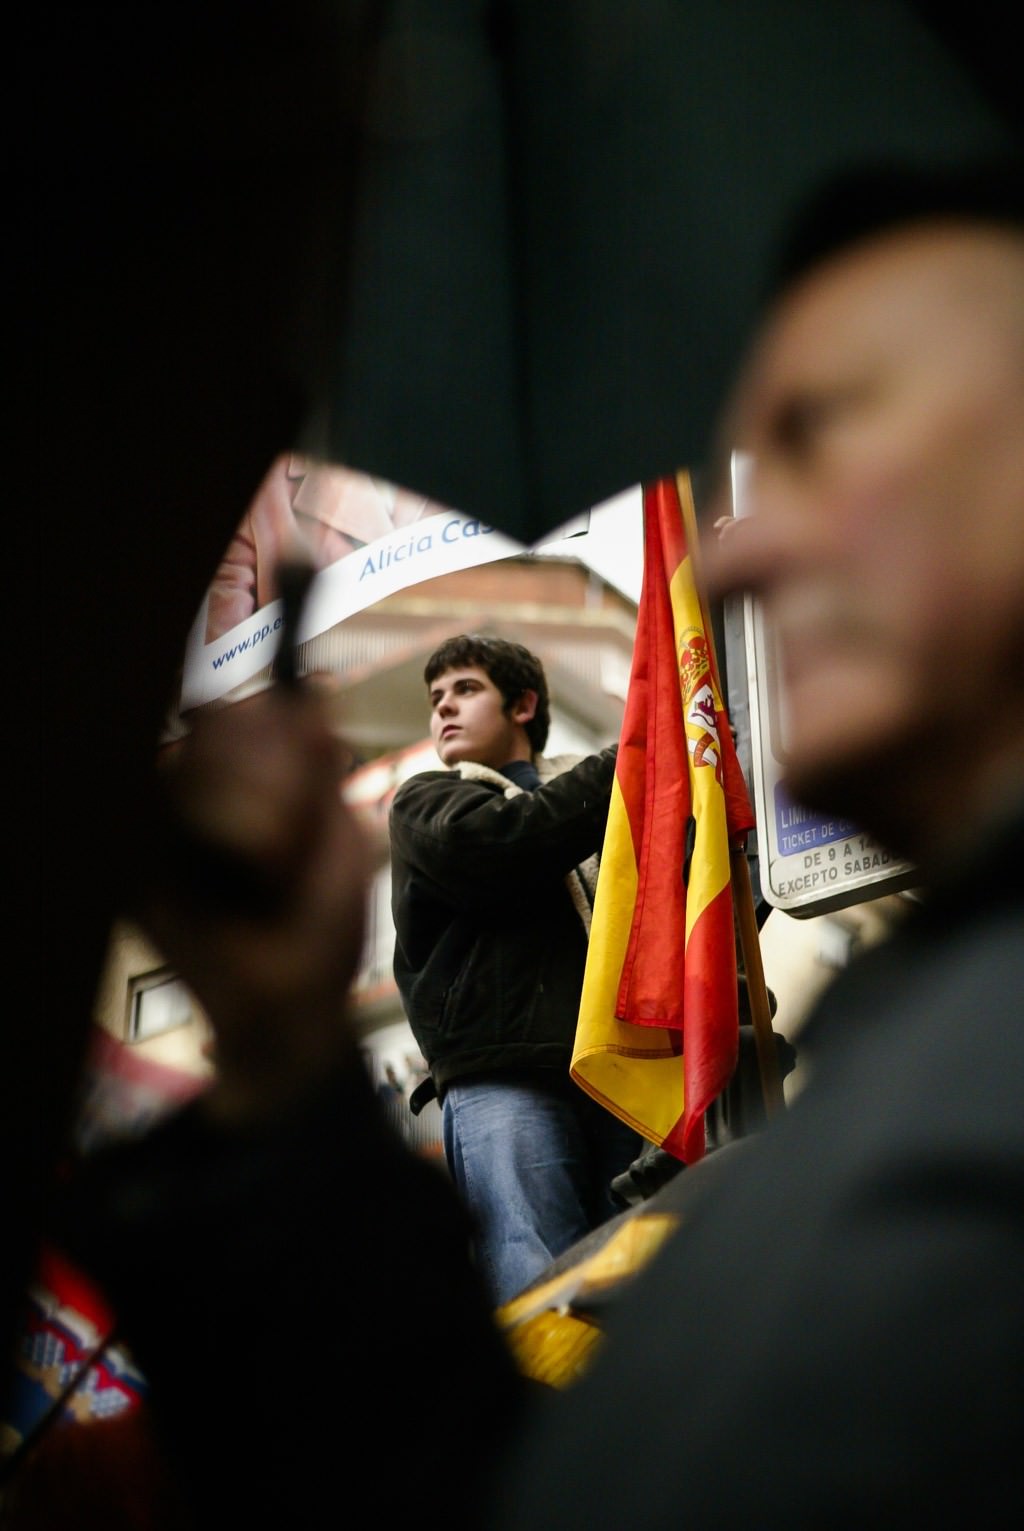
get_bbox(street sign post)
[729,454,918,918]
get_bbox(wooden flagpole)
[730,845,785,1117]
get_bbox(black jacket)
[388,748,618,1100]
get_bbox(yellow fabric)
[500,1311,605,1390]
[670,478,733,938]
[571,777,686,1145]
[496,1213,680,1388]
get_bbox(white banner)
[180,454,589,710]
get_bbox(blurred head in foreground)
[704,162,1024,871]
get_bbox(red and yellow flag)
[571,472,754,1163]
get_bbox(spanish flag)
[571,472,754,1163]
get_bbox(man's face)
[428,665,536,769]
[703,223,1024,849]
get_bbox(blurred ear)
[511,689,538,726]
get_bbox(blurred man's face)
[704,223,1024,851]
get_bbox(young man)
[388,634,641,1305]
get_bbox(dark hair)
[768,158,1024,299]
[424,634,551,754]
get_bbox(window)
[126,969,195,1042]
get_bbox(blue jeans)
[442,1076,643,1306]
